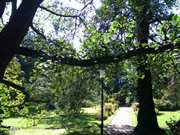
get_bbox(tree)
[0,0,179,135]
[80,0,179,134]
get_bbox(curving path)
[106,107,134,135]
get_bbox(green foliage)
[131,102,139,114]
[28,63,100,114]
[0,128,10,135]
[166,119,180,135]
[155,98,180,111]
[0,58,24,117]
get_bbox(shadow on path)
[105,107,135,135]
[106,125,135,135]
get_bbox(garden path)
[106,107,134,135]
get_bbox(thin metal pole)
[101,79,104,135]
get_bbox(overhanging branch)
[16,43,180,67]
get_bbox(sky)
[1,0,179,51]
[61,0,102,50]
[32,0,103,51]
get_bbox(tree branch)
[0,79,29,107]
[10,0,17,19]
[0,0,44,79]
[30,24,47,40]
[39,6,79,18]
[16,43,180,67]
[0,0,6,18]
[0,79,26,94]
[39,6,87,28]
[81,0,94,11]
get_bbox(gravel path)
[106,107,134,135]
[110,107,132,127]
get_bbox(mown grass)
[130,109,180,135]
[157,111,180,128]
[2,106,112,135]
[130,108,137,127]
[11,129,65,135]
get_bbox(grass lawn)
[130,108,137,127]
[157,111,180,128]
[2,106,113,135]
[10,129,65,135]
[130,109,180,134]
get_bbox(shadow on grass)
[164,128,173,135]
[38,113,100,135]
[64,126,100,135]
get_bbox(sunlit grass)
[130,108,180,135]
[157,110,180,128]
[130,108,137,127]
[11,129,65,135]
[3,118,33,128]
[2,106,114,135]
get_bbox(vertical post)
[101,78,104,135]
[99,69,105,135]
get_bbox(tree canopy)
[0,0,179,135]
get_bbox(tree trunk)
[134,2,165,135]
[134,63,165,135]
[0,0,44,80]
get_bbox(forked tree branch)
[30,24,47,40]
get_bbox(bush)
[0,128,10,135]
[96,111,108,120]
[166,119,180,135]
[105,103,115,116]
[82,100,94,107]
[131,102,159,115]
[96,97,119,120]
[131,102,139,113]
[155,99,180,111]
[155,108,159,115]
[106,97,116,104]
[104,96,119,116]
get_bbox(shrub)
[105,103,115,116]
[131,102,159,115]
[155,99,180,111]
[131,102,139,113]
[96,111,108,120]
[0,128,10,135]
[106,98,116,104]
[166,119,180,135]
[155,108,159,115]
[82,100,94,107]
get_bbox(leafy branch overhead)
[16,43,179,67]
[0,0,179,108]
